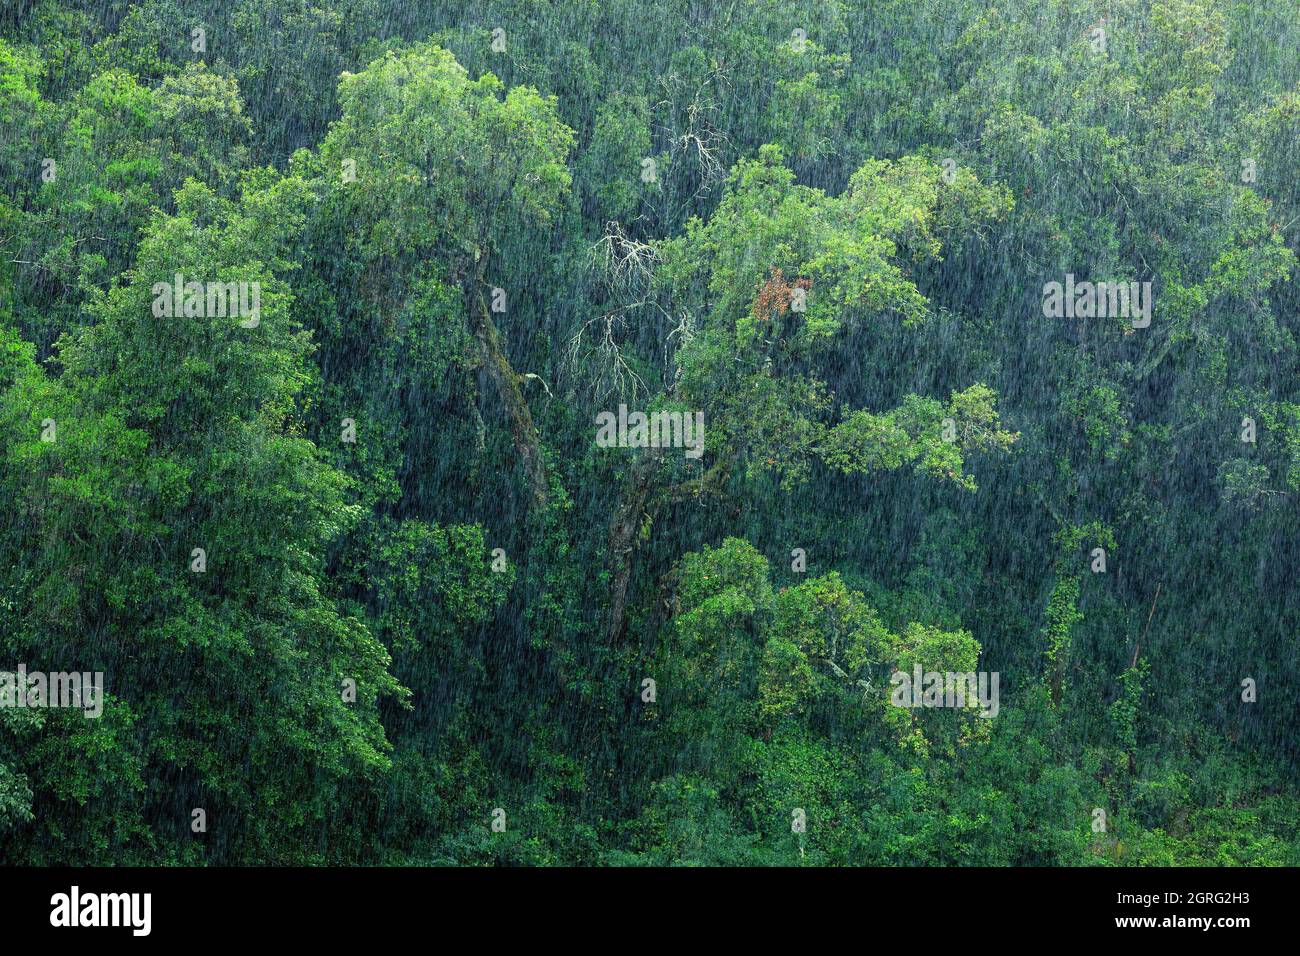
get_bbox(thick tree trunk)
[466,279,549,513]
[605,447,664,643]
[604,452,729,643]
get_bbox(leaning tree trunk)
[466,278,549,513]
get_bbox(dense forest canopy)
[0,0,1298,865]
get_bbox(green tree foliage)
[1,0,1298,867]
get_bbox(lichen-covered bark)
[466,279,549,513]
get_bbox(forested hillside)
[1,0,1298,866]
